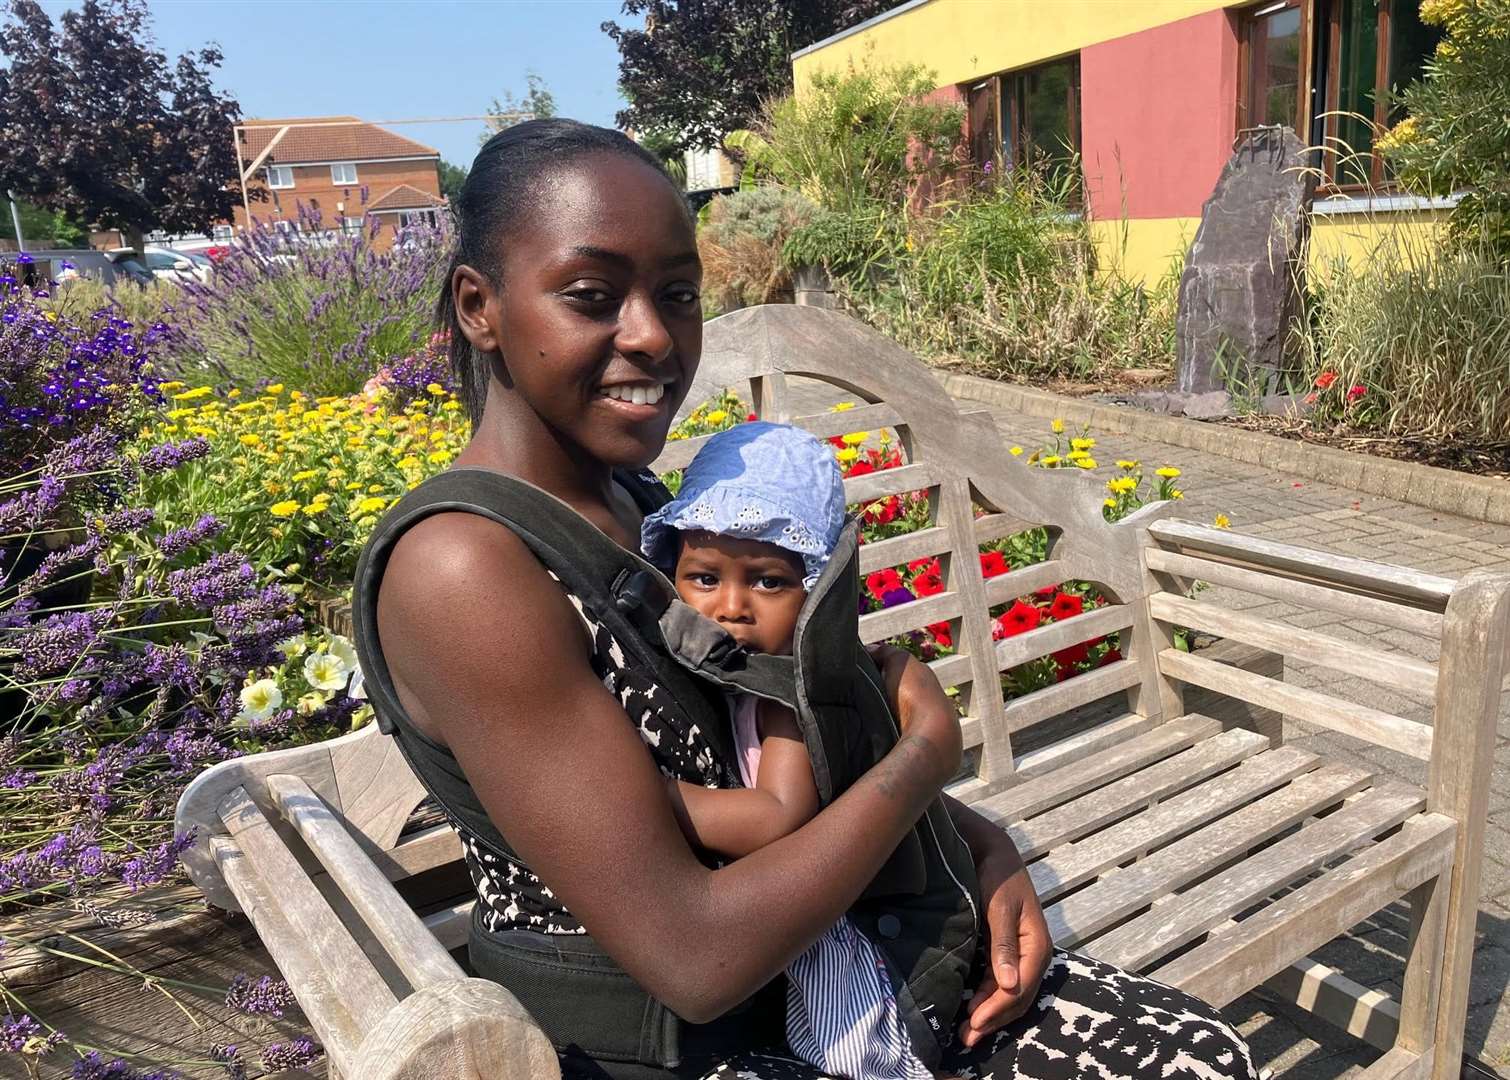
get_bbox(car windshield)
[144,252,186,270]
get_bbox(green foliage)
[638,128,689,189]
[1300,229,1510,439]
[698,187,817,310]
[733,64,963,213]
[437,159,468,203]
[1377,0,1510,258]
[480,72,557,145]
[0,199,87,248]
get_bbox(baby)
[641,421,938,1080]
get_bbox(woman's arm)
[378,514,961,1023]
[666,701,818,859]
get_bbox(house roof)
[368,183,445,212]
[240,117,438,164]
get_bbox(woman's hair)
[437,118,686,426]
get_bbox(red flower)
[979,551,1009,578]
[1034,585,1058,599]
[848,460,875,477]
[913,571,944,597]
[909,557,938,574]
[828,436,847,450]
[1315,371,1338,390]
[995,601,1041,638]
[1099,647,1124,667]
[1049,592,1084,620]
[865,568,902,601]
[875,496,901,524]
[745,412,758,422]
[1052,641,1090,668]
[927,622,953,648]
[1304,392,1318,405]
[1346,384,1367,402]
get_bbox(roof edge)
[791,0,931,61]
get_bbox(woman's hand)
[866,644,962,785]
[944,796,1053,1048]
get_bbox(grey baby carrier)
[351,467,980,1071]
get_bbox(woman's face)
[460,153,702,470]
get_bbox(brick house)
[233,117,446,247]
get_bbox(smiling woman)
[355,119,1258,1080]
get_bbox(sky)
[42,0,637,169]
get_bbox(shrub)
[1376,0,1510,259]
[1300,233,1510,440]
[698,187,817,311]
[162,209,450,396]
[731,64,963,213]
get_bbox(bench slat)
[1029,744,1319,902]
[1083,782,1428,970]
[973,714,1220,823]
[1149,592,1438,697]
[1003,728,1270,860]
[1003,658,1142,735]
[982,560,1067,609]
[1158,648,1434,761]
[843,463,936,505]
[1042,762,1371,947]
[995,604,1136,672]
[857,526,953,575]
[1144,548,1444,638]
[1265,956,1403,1054]
[859,592,960,644]
[1150,813,1455,1007]
[1148,519,1454,610]
[268,775,465,992]
[949,713,1155,804]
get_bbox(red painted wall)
[1080,8,1239,222]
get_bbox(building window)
[966,79,999,176]
[331,163,358,185]
[266,165,294,189]
[342,217,364,234]
[400,209,438,228]
[211,224,233,241]
[1239,0,1438,187]
[1002,56,1081,180]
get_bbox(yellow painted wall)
[794,0,1244,87]
[1091,213,1451,282]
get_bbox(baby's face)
[672,530,807,655]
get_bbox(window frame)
[331,163,358,186]
[266,165,294,190]
[960,54,1082,187]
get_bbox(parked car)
[127,247,212,285]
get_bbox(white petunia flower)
[326,634,358,671]
[303,651,350,692]
[238,678,283,722]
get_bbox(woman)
[361,119,1258,1080]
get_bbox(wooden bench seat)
[176,306,1506,1080]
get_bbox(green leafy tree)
[0,0,253,254]
[1376,0,1510,258]
[480,72,557,145]
[438,160,469,203]
[0,199,88,248]
[602,0,892,153]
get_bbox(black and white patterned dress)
[451,583,1258,1080]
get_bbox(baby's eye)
[686,572,718,588]
[755,575,793,591]
[663,285,701,306]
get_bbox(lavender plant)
[163,206,450,397]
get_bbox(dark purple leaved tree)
[603,0,892,154]
[0,0,254,254]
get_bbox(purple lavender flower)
[1,1011,63,1053]
[225,973,297,1019]
[138,437,210,473]
[156,514,223,558]
[209,1044,246,1080]
[261,1036,320,1072]
[69,1051,178,1079]
[119,833,196,891]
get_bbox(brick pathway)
[978,403,1510,1078]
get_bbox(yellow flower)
[1155,467,1181,479]
[1109,476,1137,494]
[1067,449,1088,461]
[397,455,421,469]
[270,499,300,518]
[345,481,363,491]
[427,450,452,465]
[1214,513,1231,529]
[238,433,262,447]
[1070,437,1095,451]
[166,408,195,420]
[232,402,258,413]
[265,383,284,394]
[264,480,283,495]
[831,402,856,413]
[291,469,317,483]
[440,400,461,412]
[1050,419,1064,434]
[290,390,305,401]
[1116,459,1138,470]
[426,383,446,396]
[367,484,385,493]
[302,502,328,515]
[173,386,212,402]
[1041,455,1061,466]
[1009,446,1024,456]
[1171,489,1185,500]
[705,409,729,424]
[227,388,241,399]
[841,431,869,446]
[354,496,387,516]
[158,380,185,392]
[836,447,859,463]
[1104,498,1116,509]
[1075,457,1097,469]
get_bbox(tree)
[0,199,88,249]
[479,72,557,145]
[438,160,469,203]
[0,0,251,254]
[602,0,892,153]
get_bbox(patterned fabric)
[691,951,1258,1080]
[459,579,731,936]
[640,422,846,590]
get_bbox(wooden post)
[1126,530,1184,727]
[1418,570,1510,1080]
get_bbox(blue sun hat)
[641,421,846,590]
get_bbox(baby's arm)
[665,701,820,860]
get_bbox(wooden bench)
[176,305,1506,1080]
